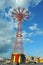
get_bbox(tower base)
[11,52,26,63]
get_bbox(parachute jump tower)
[10,8,29,63]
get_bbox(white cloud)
[5,11,18,29]
[0,0,42,10]
[22,31,34,43]
[35,29,43,35]
[29,23,43,36]
[28,32,34,37]
[23,38,33,43]
[0,18,16,53]
[32,0,42,6]
[13,0,42,8]
[29,24,38,31]
[8,21,18,29]
[1,0,41,9]
[22,31,28,37]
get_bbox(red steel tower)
[11,8,29,53]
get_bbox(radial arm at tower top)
[11,8,29,22]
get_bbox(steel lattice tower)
[11,8,29,53]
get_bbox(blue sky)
[0,0,43,58]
